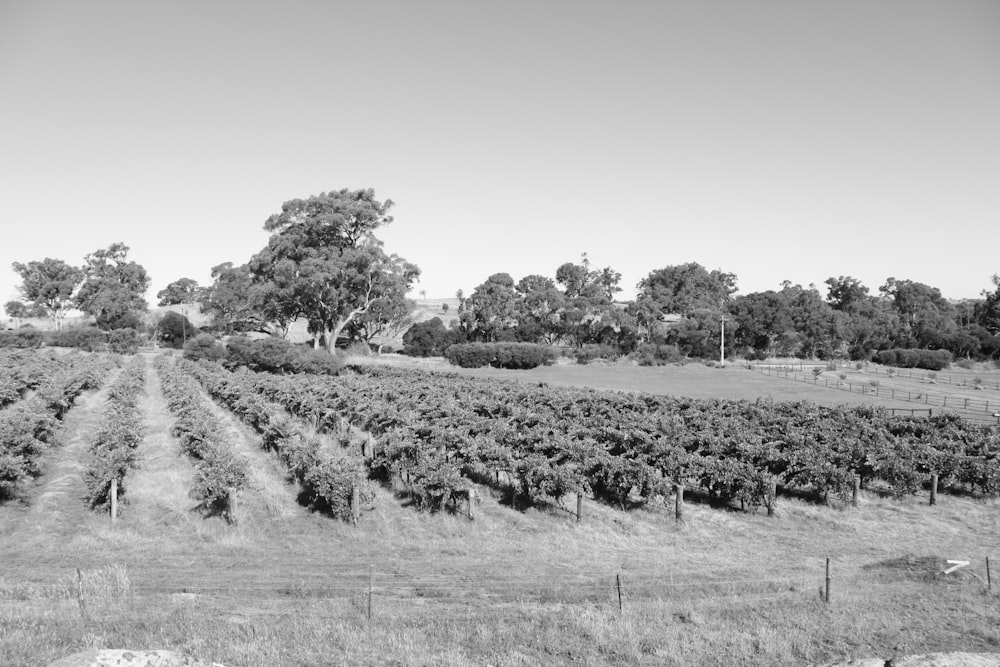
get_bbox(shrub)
[0,328,44,348]
[156,311,198,349]
[444,342,556,369]
[224,336,342,375]
[571,344,621,365]
[873,348,951,371]
[630,343,684,366]
[108,328,140,355]
[444,342,494,368]
[184,333,227,362]
[285,348,344,375]
[402,318,452,357]
[46,327,107,351]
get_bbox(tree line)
[6,187,1000,363]
[408,263,1000,364]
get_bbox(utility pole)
[720,315,726,367]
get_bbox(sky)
[1,0,998,310]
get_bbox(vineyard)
[171,359,1000,520]
[0,350,998,666]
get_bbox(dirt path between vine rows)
[125,353,198,525]
[26,368,122,533]
[194,375,306,523]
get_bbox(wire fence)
[748,364,1000,424]
[2,557,994,621]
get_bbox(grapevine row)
[154,355,249,520]
[0,352,118,498]
[85,355,146,511]
[176,359,372,521]
[267,365,1000,512]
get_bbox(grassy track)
[1,353,999,665]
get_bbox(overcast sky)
[2,0,998,307]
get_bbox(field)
[1,351,999,666]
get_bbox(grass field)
[1,353,999,666]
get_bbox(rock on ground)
[822,653,1000,667]
[47,649,226,667]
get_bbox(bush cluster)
[630,343,684,366]
[567,344,622,365]
[402,317,457,357]
[219,336,343,375]
[873,348,952,371]
[46,327,108,351]
[108,328,141,355]
[444,342,557,369]
[0,328,44,348]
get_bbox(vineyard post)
[576,492,583,523]
[367,565,373,621]
[766,478,777,517]
[987,557,992,593]
[675,483,684,523]
[227,490,238,526]
[929,474,938,506]
[825,558,832,603]
[616,573,623,613]
[852,475,860,508]
[467,487,475,520]
[352,485,360,525]
[76,568,86,618]
[110,478,118,523]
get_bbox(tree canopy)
[248,188,419,352]
[11,257,83,330]
[75,243,151,330]
[157,278,201,306]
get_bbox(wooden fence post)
[766,478,777,517]
[576,492,583,523]
[825,558,832,603]
[852,475,860,508]
[467,487,475,520]
[76,568,86,618]
[367,565,373,621]
[675,483,684,523]
[929,474,938,506]
[110,478,118,523]
[226,490,238,526]
[352,485,360,525]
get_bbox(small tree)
[76,243,151,330]
[11,258,83,330]
[157,311,198,349]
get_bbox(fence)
[3,556,994,622]
[748,364,1000,424]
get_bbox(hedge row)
[444,342,558,369]
[184,334,343,376]
[873,348,952,371]
[85,356,146,511]
[0,327,142,353]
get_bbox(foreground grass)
[2,488,999,666]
